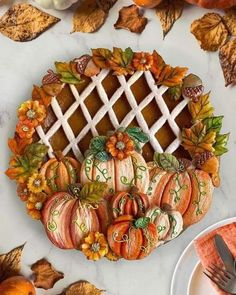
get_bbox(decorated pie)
[6,48,229,261]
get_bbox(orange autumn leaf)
[92,48,112,68]
[151,50,166,79]
[109,47,134,75]
[157,65,188,87]
[8,137,32,155]
[182,121,216,155]
[32,85,52,107]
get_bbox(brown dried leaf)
[72,0,116,33]
[156,0,185,38]
[190,13,229,51]
[223,10,236,36]
[219,38,236,87]
[31,258,64,290]
[63,280,104,295]
[0,244,25,282]
[114,5,148,34]
[157,65,188,87]
[0,3,60,42]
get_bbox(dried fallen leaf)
[114,5,148,34]
[188,92,214,122]
[0,3,60,42]
[190,13,229,51]
[31,258,64,290]
[223,10,236,36]
[156,0,185,38]
[0,244,25,282]
[72,0,116,33]
[182,121,216,155]
[219,38,236,86]
[63,280,104,295]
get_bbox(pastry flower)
[106,132,135,160]
[16,120,35,139]
[81,232,109,261]
[26,192,47,220]
[27,173,46,194]
[18,100,46,127]
[133,52,154,71]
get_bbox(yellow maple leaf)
[188,92,214,122]
[157,65,188,87]
[109,47,134,76]
[182,121,216,155]
[190,13,229,51]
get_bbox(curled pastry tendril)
[47,210,60,232]
[192,173,207,216]
[170,173,188,204]
[93,160,111,182]
[149,208,161,221]
[78,201,99,210]
[85,158,93,181]
[169,215,178,238]
[157,225,167,234]
[73,220,89,233]
[120,156,147,187]
[112,232,129,243]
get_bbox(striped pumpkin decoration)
[40,151,80,194]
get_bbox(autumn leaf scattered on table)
[31,258,64,290]
[72,0,116,33]
[219,38,236,86]
[182,121,216,155]
[62,280,104,295]
[114,5,148,34]
[0,3,60,42]
[188,92,214,122]
[223,9,236,36]
[190,13,228,51]
[0,244,25,282]
[156,0,185,38]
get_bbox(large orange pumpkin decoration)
[147,153,213,228]
[107,215,158,260]
[80,128,150,195]
[42,182,110,249]
[40,151,80,194]
[184,0,236,8]
[110,187,150,218]
[0,276,36,295]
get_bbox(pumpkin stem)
[130,186,139,195]
[53,150,64,161]
[68,183,82,198]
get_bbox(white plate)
[170,217,236,295]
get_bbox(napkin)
[194,223,236,295]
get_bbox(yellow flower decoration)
[18,100,46,127]
[105,250,120,261]
[27,173,46,194]
[81,232,109,261]
[26,192,47,220]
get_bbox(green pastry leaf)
[203,116,224,134]
[154,152,180,172]
[213,133,229,156]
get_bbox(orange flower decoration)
[17,183,30,202]
[106,132,135,160]
[18,100,46,127]
[81,232,109,261]
[133,52,154,71]
[27,173,46,194]
[26,192,47,220]
[16,120,35,139]
[105,250,120,261]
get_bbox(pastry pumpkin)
[185,0,236,8]
[0,276,36,295]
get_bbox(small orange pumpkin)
[107,215,158,260]
[0,276,36,295]
[110,187,149,218]
[184,0,236,8]
[133,0,163,8]
[40,151,80,194]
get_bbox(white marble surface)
[0,1,236,295]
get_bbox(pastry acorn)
[182,74,204,102]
